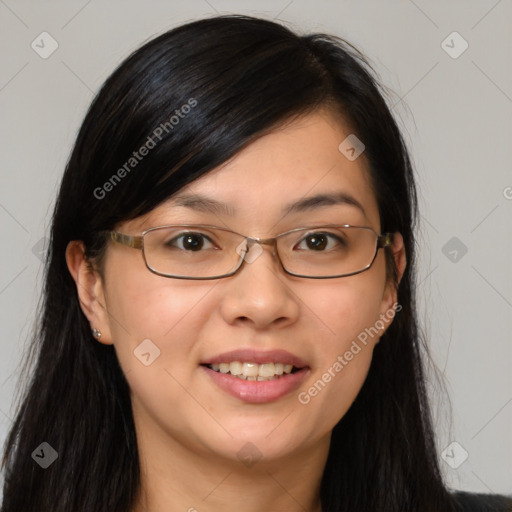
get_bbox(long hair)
[1,15,466,511]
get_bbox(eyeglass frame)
[102,224,394,280]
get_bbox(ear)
[65,241,113,345]
[378,232,406,335]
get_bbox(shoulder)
[451,491,512,512]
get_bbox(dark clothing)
[452,491,512,511]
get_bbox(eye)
[295,232,344,251]
[166,232,216,251]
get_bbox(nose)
[218,242,300,330]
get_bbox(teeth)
[259,363,276,377]
[243,362,259,377]
[207,361,297,380]
[229,361,243,375]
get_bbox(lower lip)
[201,366,310,403]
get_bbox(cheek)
[296,264,387,428]
[104,276,220,442]
[103,260,217,372]
[305,260,387,349]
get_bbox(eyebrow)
[169,191,366,217]
[282,192,366,217]
[170,193,237,216]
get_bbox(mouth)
[200,349,310,403]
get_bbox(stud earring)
[91,328,102,340]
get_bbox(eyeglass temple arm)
[108,231,144,249]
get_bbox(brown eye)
[296,232,343,251]
[166,233,213,251]
[182,234,204,250]
[305,234,328,250]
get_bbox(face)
[69,109,405,469]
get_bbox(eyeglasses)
[104,224,394,280]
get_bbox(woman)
[1,15,510,512]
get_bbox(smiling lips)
[200,349,310,402]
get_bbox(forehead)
[129,109,380,232]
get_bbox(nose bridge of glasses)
[247,235,281,259]
[234,235,279,266]
[247,235,278,247]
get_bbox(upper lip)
[201,349,308,368]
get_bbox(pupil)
[183,234,203,250]
[307,234,327,250]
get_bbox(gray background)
[1,0,511,496]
